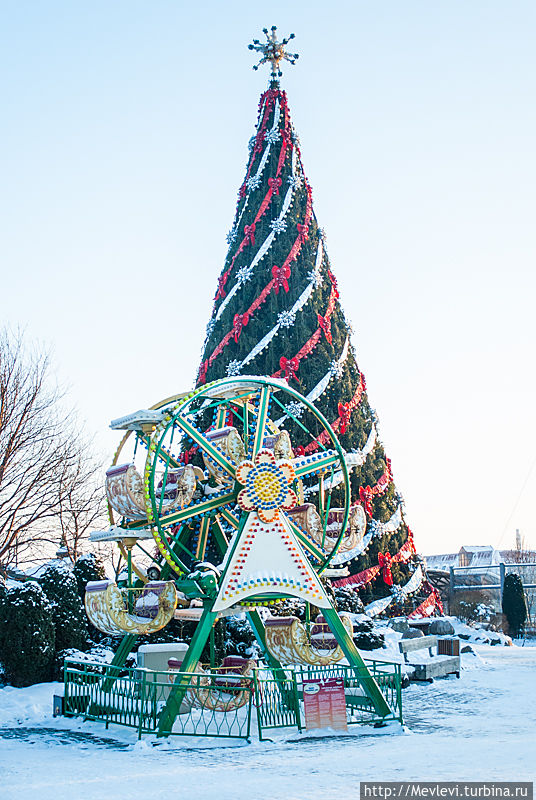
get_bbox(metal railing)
[64,660,253,740]
[253,660,402,740]
[253,668,302,739]
[450,562,536,593]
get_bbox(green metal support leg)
[157,606,218,737]
[246,610,285,672]
[100,634,137,691]
[247,609,301,719]
[322,607,391,718]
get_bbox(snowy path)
[1,645,534,800]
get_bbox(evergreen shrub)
[0,582,56,686]
[502,573,527,638]
[73,553,106,601]
[352,616,384,650]
[333,585,365,614]
[40,562,88,655]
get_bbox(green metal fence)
[64,660,253,740]
[64,657,401,741]
[253,660,402,740]
[253,668,302,740]
[295,661,403,725]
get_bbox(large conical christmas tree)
[196,29,437,613]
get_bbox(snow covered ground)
[1,643,534,800]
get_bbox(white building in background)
[425,546,503,573]
[425,544,536,574]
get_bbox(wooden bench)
[398,635,460,682]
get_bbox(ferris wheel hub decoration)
[236,449,297,522]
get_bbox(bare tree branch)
[0,329,106,567]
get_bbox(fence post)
[499,562,506,597]
[449,566,455,611]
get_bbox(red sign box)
[302,677,348,732]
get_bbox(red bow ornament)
[272,264,291,294]
[337,401,352,435]
[317,312,332,344]
[268,177,282,195]
[197,360,208,386]
[279,356,300,382]
[244,223,256,246]
[297,223,309,243]
[215,274,227,301]
[328,269,338,290]
[232,312,250,343]
[359,485,373,516]
[375,472,390,494]
[378,552,394,586]
[294,445,305,456]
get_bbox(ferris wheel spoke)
[213,403,229,430]
[121,518,149,531]
[249,385,272,458]
[218,505,240,530]
[156,490,236,529]
[212,516,230,556]
[194,516,211,561]
[287,517,327,563]
[173,415,236,479]
[293,450,340,479]
[154,446,182,470]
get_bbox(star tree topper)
[248,26,299,82]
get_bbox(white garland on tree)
[368,505,403,537]
[330,528,373,566]
[365,565,423,617]
[213,146,298,327]
[221,239,324,378]
[240,271,317,366]
[225,99,282,254]
[272,326,349,428]
[306,336,350,404]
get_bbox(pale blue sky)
[1,1,535,554]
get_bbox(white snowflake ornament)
[288,174,303,190]
[264,128,281,145]
[285,400,305,419]
[246,174,262,192]
[236,264,254,287]
[205,318,216,338]
[277,309,296,328]
[270,218,287,234]
[329,359,345,379]
[307,268,324,288]
[226,360,243,377]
